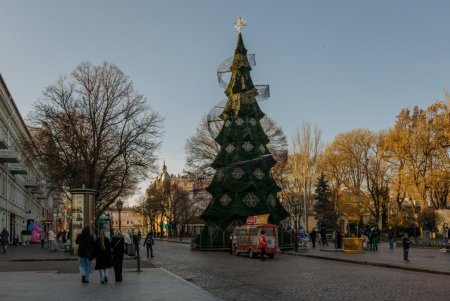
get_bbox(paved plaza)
[1,240,450,300]
[0,243,219,301]
[0,269,219,301]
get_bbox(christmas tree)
[201,18,289,228]
[313,173,337,230]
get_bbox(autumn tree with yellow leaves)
[320,129,391,228]
[385,98,450,211]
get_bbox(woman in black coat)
[76,226,95,284]
[95,230,114,284]
[110,229,125,282]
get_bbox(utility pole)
[304,180,308,233]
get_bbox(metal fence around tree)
[191,222,295,251]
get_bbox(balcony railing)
[24,177,40,188]
[0,149,19,163]
[35,193,47,200]
[32,185,47,199]
[9,163,27,175]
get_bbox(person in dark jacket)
[387,226,395,249]
[402,232,411,261]
[95,230,114,284]
[336,230,343,249]
[1,228,9,254]
[143,232,155,258]
[310,228,317,248]
[369,227,379,251]
[111,230,125,282]
[320,228,328,246]
[132,230,141,258]
[75,226,95,284]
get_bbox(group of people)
[76,227,155,284]
[37,228,68,252]
[364,225,415,261]
[304,225,414,261]
[362,227,380,251]
[309,228,343,248]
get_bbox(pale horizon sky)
[2,1,450,203]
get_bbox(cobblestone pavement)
[150,240,450,301]
[287,242,450,274]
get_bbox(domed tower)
[156,161,171,192]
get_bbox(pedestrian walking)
[39,230,47,249]
[133,230,141,258]
[336,230,343,249]
[58,229,67,249]
[76,226,96,284]
[363,234,369,251]
[442,223,448,246]
[95,230,114,284]
[388,226,395,249]
[258,230,268,261]
[124,230,132,254]
[320,227,328,246]
[369,227,378,251]
[402,232,411,261]
[1,228,9,254]
[310,228,317,248]
[143,232,155,258]
[411,223,420,245]
[47,229,56,252]
[111,230,125,282]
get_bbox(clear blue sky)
[2,0,450,178]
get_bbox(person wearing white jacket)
[124,231,133,255]
[47,229,56,252]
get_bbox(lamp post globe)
[116,199,124,232]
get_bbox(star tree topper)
[234,16,247,33]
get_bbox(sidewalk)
[0,268,220,301]
[0,243,220,301]
[0,243,77,261]
[285,242,450,276]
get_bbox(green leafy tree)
[314,174,337,230]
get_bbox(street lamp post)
[291,202,301,252]
[116,199,123,232]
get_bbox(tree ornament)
[234,16,247,33]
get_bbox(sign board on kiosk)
[245,214,270,225]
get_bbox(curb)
[283,252,450,276]
[9,256,142,262]
[157,239,190,245]
[10,258,78,262]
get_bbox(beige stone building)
[109,208,147,234]
[0,73,52,242]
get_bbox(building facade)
[0,74,50,243]
[146,163,211,237]
[109,208,147,234]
